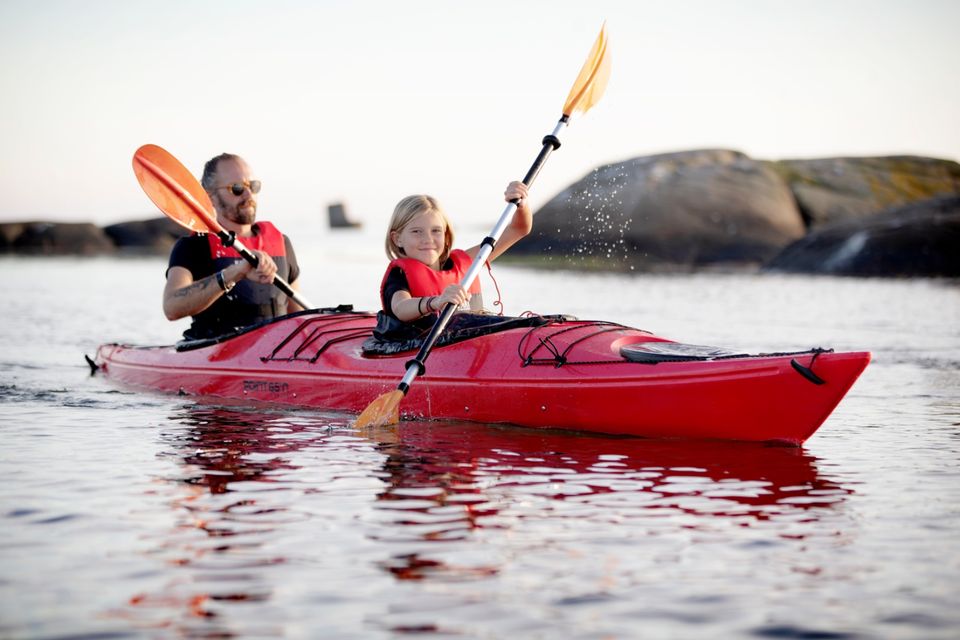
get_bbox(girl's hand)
[504,181,528,204]
[435,283,470,310]
[462,178,533,266]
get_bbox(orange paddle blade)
[132,144,220,234]
[562,23,611,117]
[354,390,404,428]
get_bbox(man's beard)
[214,192,256,225]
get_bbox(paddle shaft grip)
[222,232,314,310]
[398,118,570,391]
[520,130,562,188]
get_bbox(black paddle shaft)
[519,131,563,191]
[399,121,567,392]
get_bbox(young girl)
[380,181,531,330]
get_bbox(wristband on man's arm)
[216,270,234,293]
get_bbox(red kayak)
[94,309,870,445]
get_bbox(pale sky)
[0,0,957,228]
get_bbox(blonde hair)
[384,194,456,265]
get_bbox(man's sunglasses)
[217,180,262,196]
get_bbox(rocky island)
[509,150,959,277]
[3,150,958,277]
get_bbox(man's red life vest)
[205,221,286,260]
[380,249,482,307]
[179,221,293,340]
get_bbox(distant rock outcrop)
[4,151,957,278]
[0,217,185,255]
[0,222,26,249]
[765,195,960,277]
[512,149,805,269]
[507,149,959,276]
[765,156,960,228]
[0,221,116,255]
[103,218,186,253]
[328,202,362,229]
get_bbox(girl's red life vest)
[205,221,286,259]
[380,249,482,305]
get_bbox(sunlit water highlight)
[1,234,958,638]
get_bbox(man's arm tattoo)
[172,275,217,299]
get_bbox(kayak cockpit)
[175,305,360,352]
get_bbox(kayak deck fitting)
[95,309,870,445]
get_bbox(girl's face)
[392,210,447,269]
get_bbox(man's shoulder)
[172,232,209,247]
[169,233,210,260]
[173,231,208,241]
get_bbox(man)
[163,153,304,340]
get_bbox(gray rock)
[103,217,187,253]
[1,217,186,255]
[513,149,805,269]
[0,222,27,250]
[328,202,362,229]
[766,156,960,228]
[5,222,116,255]
[764,195,960,277]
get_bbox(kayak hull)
[95,311,870,445]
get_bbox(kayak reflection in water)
[369,422,853,581]
[162,153,304,340]
[117,409,851,631]
[376,181,532,339]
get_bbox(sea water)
[1,228,958,639]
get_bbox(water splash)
[563,168,633,268]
